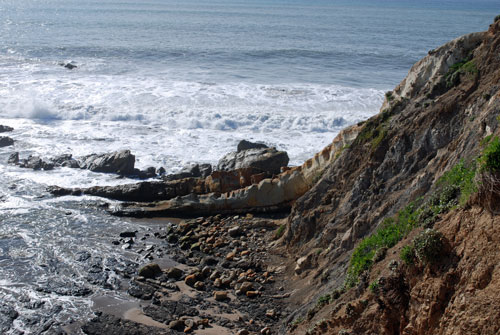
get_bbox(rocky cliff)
[280,19,500,334]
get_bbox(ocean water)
[0,0,497,333]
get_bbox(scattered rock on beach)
[138,263,162,279]
[214,291,228,301]
[184,274,197,287]
[166,267,183,280]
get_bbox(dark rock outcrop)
[0,125,13,133]
[237,139,268,152]
[50,154,80,168]
[163,163,212,181]
[79,150,135,175]
[217,147,289,175]
[7,152,19,165]
[59,62,77,70]
[19,155,54,170]
[0,136,14,148]
[48,178,206,202]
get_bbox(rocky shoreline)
[0,130,297,334]
[83,213,292,335]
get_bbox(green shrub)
[480,136,500,172]
[437,160,477,206]
[345,209,419,287]
[368,279,380,294]
[495,14,500,22]
[445,55,477,88]
[400,244,415,265]
[412,229,444,264]
[317,294,331,306]
[385,91,394,101]
[274,224,286,239]
[345,159,477,287]
[481,134,493,147]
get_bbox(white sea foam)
[0,60,384,187]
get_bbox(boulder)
[133,167,157,179]
[19,156,54,171]
[294,254,312,275]
[138,263,162,279]
[216,147,289,175]
[237,140,268,152]
[165,267,183,280]
[163,163,212,181]
[168,320,184,331]
[0,125,13,133]
[49,154,81,168]
[0,136,14,148]
[228,226,242,237]
[79,150,135,175]
[59,62,77,70]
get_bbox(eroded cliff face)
[282,20,500,334]
[286,20,499,255]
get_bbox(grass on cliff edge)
[345,159,477,288]
[345,132,500,288]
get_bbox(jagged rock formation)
[10,150,159,177]
[280,19,500,335]
[110,125,360,217]
[48,134,358,215]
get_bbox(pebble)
[185,274,197,287]
[228,226,242,237]
[226,251,236,261]
[239,282,253,294]
[260,327,271,334]
[194,281,205,290]
[246,290,260,298]
[214,291,228,301]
